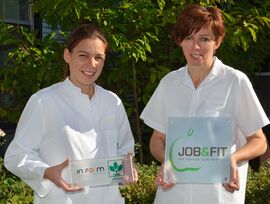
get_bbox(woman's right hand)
[155,162,175,190]
[43,159,83,192]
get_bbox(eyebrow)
[200,34,211,37]
[77,50,106,57]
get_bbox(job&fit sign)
[69,153,135,187]
[164,117,232,184]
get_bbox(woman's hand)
[122,166,138,185]
[222,154,240,193]
[122,153,138,185]
[155,162,175,190]
[222,129,267,193]
[43,159,83,192]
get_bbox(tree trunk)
[132,59,143,163]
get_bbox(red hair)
[172,4,225,44]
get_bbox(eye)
[200,37,210,42]
[184,36,193,40]
[79,54,88,59]
[95,56,105,62]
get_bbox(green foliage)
[120,161,158,204]
[245,161,270,204]
[0,157,158,204]
[1,0,270,162]
[1,158,270,204]
[218,0,270,76]
[0,158,33,204]
[0,23,65,123]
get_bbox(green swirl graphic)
[169,128,201,172]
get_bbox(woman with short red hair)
[141,4,269,204]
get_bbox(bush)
[120,161,158,204]
[1,158,270,204]
[0,158,158,204]
[0,158,33,204]
[245,160,270,204]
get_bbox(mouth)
[190,53,203,60]
[192,53,202,57]
[82,71,95,76]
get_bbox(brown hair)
[172,4,225,44]
[66,24,108,52]
[65,24,108,76]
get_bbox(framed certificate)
[164,117,232,184]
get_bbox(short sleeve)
[140,79,167,134]
[235,74,269,136]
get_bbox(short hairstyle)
[172,4,225,44]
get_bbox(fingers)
[222,183,235,193]
[222,157,240,193]
[229,174,240,192]
[59,179,84,192]
[155,174,175,190]
[229,157,240,191]
[162,182,175,190]
[122,153,138,185]
[155,174,163,186]
[155,164,175,190]
[133,167,139,182]
[121,166,138,185]
[44,159,84,192]
[222,182,240,193]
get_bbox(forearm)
[149,130,166,162]
[4,142,48,179]
[232,129,267,163]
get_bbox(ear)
[214,38,222,50]
[63,48,71,63]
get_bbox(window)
[0,0,33,69]
[0,0,32,26]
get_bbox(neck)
[68,77,95,98]
[188,63,213,89]
[81,85,95,98]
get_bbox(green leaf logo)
[187,128,194,136]
[169,128,201,172]
[109,161,123,177]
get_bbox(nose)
[88,57,97,67]
[192,40,201,49]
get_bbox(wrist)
[230,153,238,164]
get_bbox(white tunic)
[140,57,269,204]
[4,78,134,204]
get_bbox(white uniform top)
[140,57,269,204]
[4,78,134,204]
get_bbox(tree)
[0,0,269,163]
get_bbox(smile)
[192,53,202,58]
[82,71,95,76]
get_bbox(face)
[64,38,106,94]
[180,27,221,70]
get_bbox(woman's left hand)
[222,154,240,193]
